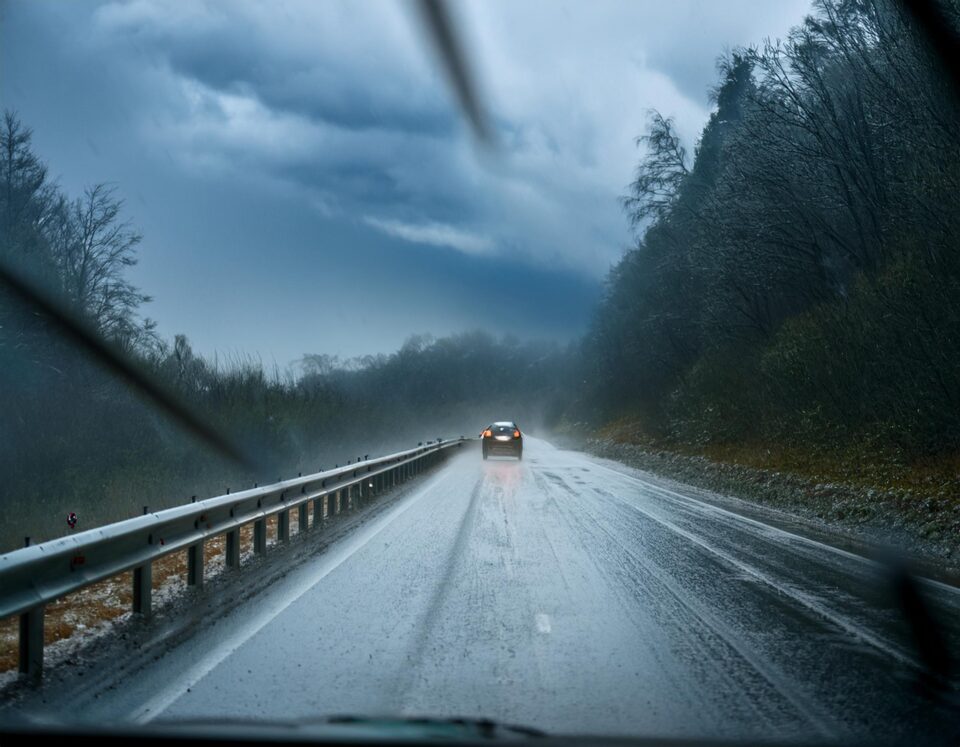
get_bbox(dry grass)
[599,418,960,500]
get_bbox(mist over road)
[10,439,960,741]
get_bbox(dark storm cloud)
[1,0,812,365]
[102,7,458,137]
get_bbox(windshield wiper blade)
[327,715,546,739]
[0,260,256,471]
[899,0,960,102]
[413,0,496,148]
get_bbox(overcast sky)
[1,0,811,366]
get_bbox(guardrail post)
[254,518,267,555]
[313,495,323,526]
[17,537,44,681]
[298,503,309,532]
[187,541,204,588]
[333,489,341,515]
[278,509,290,542]
[18,604,44,681]
[226,529,240,568]
[133,562,152,616]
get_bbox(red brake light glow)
[513,429,521,438]
[483,429,492,437]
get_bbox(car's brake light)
[513,429,520,438]
[483,429,492,437]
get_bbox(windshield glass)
[2,1,959,744]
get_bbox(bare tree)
[49,183,158,352]
[621,111,689,230]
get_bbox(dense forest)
[2,0,959,551]
[582,0,960,458]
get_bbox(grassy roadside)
[579,418,960,566]
[599,419,960,496]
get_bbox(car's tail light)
[483,429,492,438]
[513,429,521,438]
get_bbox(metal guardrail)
[0,438,466,681]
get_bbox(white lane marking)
[535,613,551,634]
[130,467,456,724]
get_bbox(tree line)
[581,0,960,456]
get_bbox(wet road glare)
[6,438,959,742]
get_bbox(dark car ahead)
[480,421,523,460]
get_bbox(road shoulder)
[572,437,960,587]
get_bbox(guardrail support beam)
[187,542,204,588]
[253,519,267,554]
[298,503,309,533]
[226,529,240,568]
[133,562,152,616]
[18,605,44,681]
[278,509,290,542]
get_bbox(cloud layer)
[1,0,811,362]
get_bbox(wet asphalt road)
[10,438,960,742]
